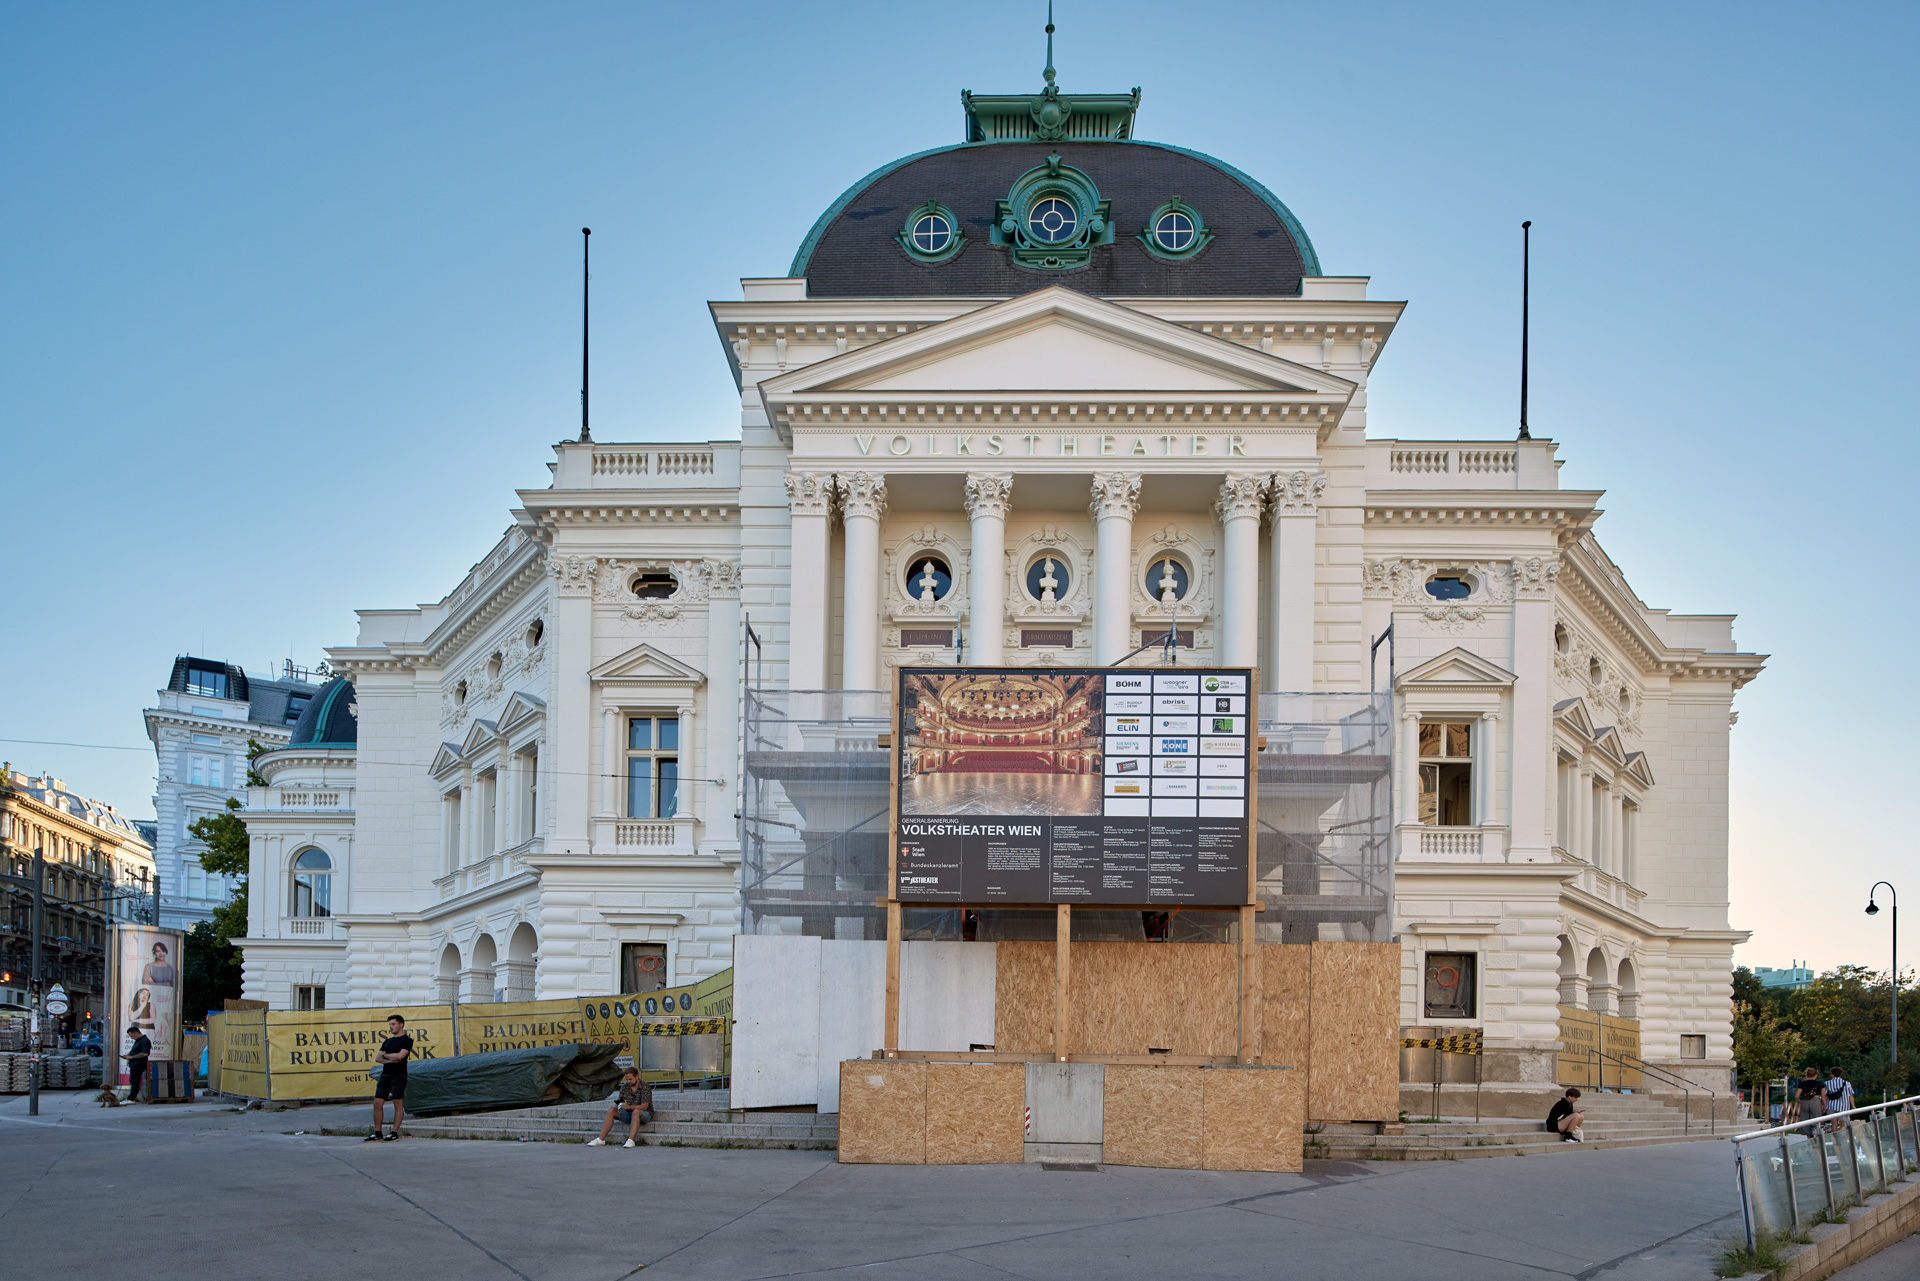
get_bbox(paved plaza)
[13,1086,1895,1280]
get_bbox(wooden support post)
[1055,903,1072,1063]
[1240,903,1260,1064]
[884,900,902,1054]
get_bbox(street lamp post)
[1867,882,1899,1093]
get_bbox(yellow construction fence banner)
[453,998,588,1056]
[1556,1006,1642,1089]
[266,1004,456,1101]
[215,1009,268,1099]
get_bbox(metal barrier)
[1571,1045,1718,1135]
[1730,1095,1920,1252]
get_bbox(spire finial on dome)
[1043,2,1056,88]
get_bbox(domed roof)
[791,139,1321,299]
[287,677,357,747]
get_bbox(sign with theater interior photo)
[895,667,1255,906]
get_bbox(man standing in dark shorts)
[367,1015,413,1142]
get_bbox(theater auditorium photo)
[900,671,1103,816]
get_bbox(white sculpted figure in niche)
[1156,560,1180,608]
[917,561,941,604]
[1038,558,1059,603]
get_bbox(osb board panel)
[994,942,1056,1053]
[1260,945,1312,1070]
[837,1060,926,1164]
[1165,944,1239,1056]
[1102,1065,1203,1169]
[925,1062,1023,1165]
[1202,1068,1304,1172]
[1307,941,1400,1123]
[1067,943,1238,1055]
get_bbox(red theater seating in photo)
[944,751,1054,773]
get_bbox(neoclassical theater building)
[238,67,1762,1091]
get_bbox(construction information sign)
[895,666,1253,906]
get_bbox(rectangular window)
[184,666,230,699]
[1591,782,1609,871]
[477,771,498,856]
[296,986,326,1011]
[1418,721,1475,826]
[285,694,312,724]
[1621,800,1639,883]
[444,790,463,870]
[518,746,539,840]
[192,733,220,745]
[621,942,669,993]
[1554,756,1574,850]
[1423,952,1478,1019]
[625,716,680,819]
[1680,1034,1706,1059]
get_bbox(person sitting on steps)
[1547,1087,1585,1142]
[588,1068,653,1148]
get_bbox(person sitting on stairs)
[1547,1087,1585,1142]
[588,1068,653,1148]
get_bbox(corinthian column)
[1268,469,1325,692]
[838,472,887,690]
[1090,473,1142,664]
[1216,474,1266,669]
[963,473,1013,665]
[783,471,834,689]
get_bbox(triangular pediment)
[1397,647,1516,689]
[430,742,464,780]
[1623,750,1656,788]
[1554,697,1595,738]
[758,286,1356,398]
[459,718,499,757]
[1590,725,1629,768]
[588,642,706,687]
[498,692,546,736]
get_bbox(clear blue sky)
[3,3,1912,972]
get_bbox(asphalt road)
[0,1088,1778,1280]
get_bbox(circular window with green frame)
[1138,197,1213,262]
[897,200,966,264]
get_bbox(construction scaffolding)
[740,688,1391,942]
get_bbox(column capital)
[547,554,597,597]
[1480,710,1501,723]
[782,470,834,517]
[838,471,889,521]
[1402,709,1423,723]
[1089,472,1141,521]
[1269,469,1327,517]
[1513,554,1560,600]
[1215,473,1267,522]
[962,472,1013,521]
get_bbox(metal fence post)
[1735,1145,1756,1252]
[1821,1128,1838,1216]
[1780,1132,1800,1231]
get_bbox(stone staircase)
[400,1087,839,1150]
[1314,1092,1761,1162]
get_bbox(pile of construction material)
[0,1052,96,1092]
[0,1017,27,1051]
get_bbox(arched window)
[291,849,332,918]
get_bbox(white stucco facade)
[234,79,1762,1089]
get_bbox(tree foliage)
[188,798,250,946]
[1729,964,1920,1100]
[181,919,243,1017]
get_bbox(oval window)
[1025,555,1070,602]
[1028,197,1078,244]
[1143,557,1189,602]
[905,556,952,602]
[911,213,952,254]
[1153,210,1196,252]
[1425,576,1471,600]
[632,572,676,600]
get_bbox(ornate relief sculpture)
[962,472,1013,521]
[782,470,833,517]
[1089,472,1141,521]
[1214,473,1267,522]
[703,558,742,598]
[1514,555,1560,600]
[547,554,595,596]
[838,471,889,521]
[1270,469,1327,517]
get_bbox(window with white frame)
[291,849,332,917]
[188,754,223,787]
[296,985,326,1010]
[517,745,539,840]
[443,789,462,869]
[1680,1034,1705,1059]
[1417,721,1474,826]
[1555,756,1575,851]
[477,770,497,857]
[626,716,679,819]
[1621,799,1639,883]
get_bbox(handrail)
[1620,1050,1718,1135]
[1729,1091,1920,1146]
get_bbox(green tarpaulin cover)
[403,1043,625,1116]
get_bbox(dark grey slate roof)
[287,677,357,747]
[792,141,1317,299]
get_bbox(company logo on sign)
[1205,677,1220,692]
[1199,738,1243,755]
[1156,738,1193,755]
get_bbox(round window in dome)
[1025,555,1071,603]
[1028,197,1078,244]
[1153,210,1195,252]
[1144,556,1190,603]
[905,556,952,603]
[911,213,952,254]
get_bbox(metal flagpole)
[1518,221,1532,441]
[580,227,592,443]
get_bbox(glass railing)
[1730,1095,1920,1251]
